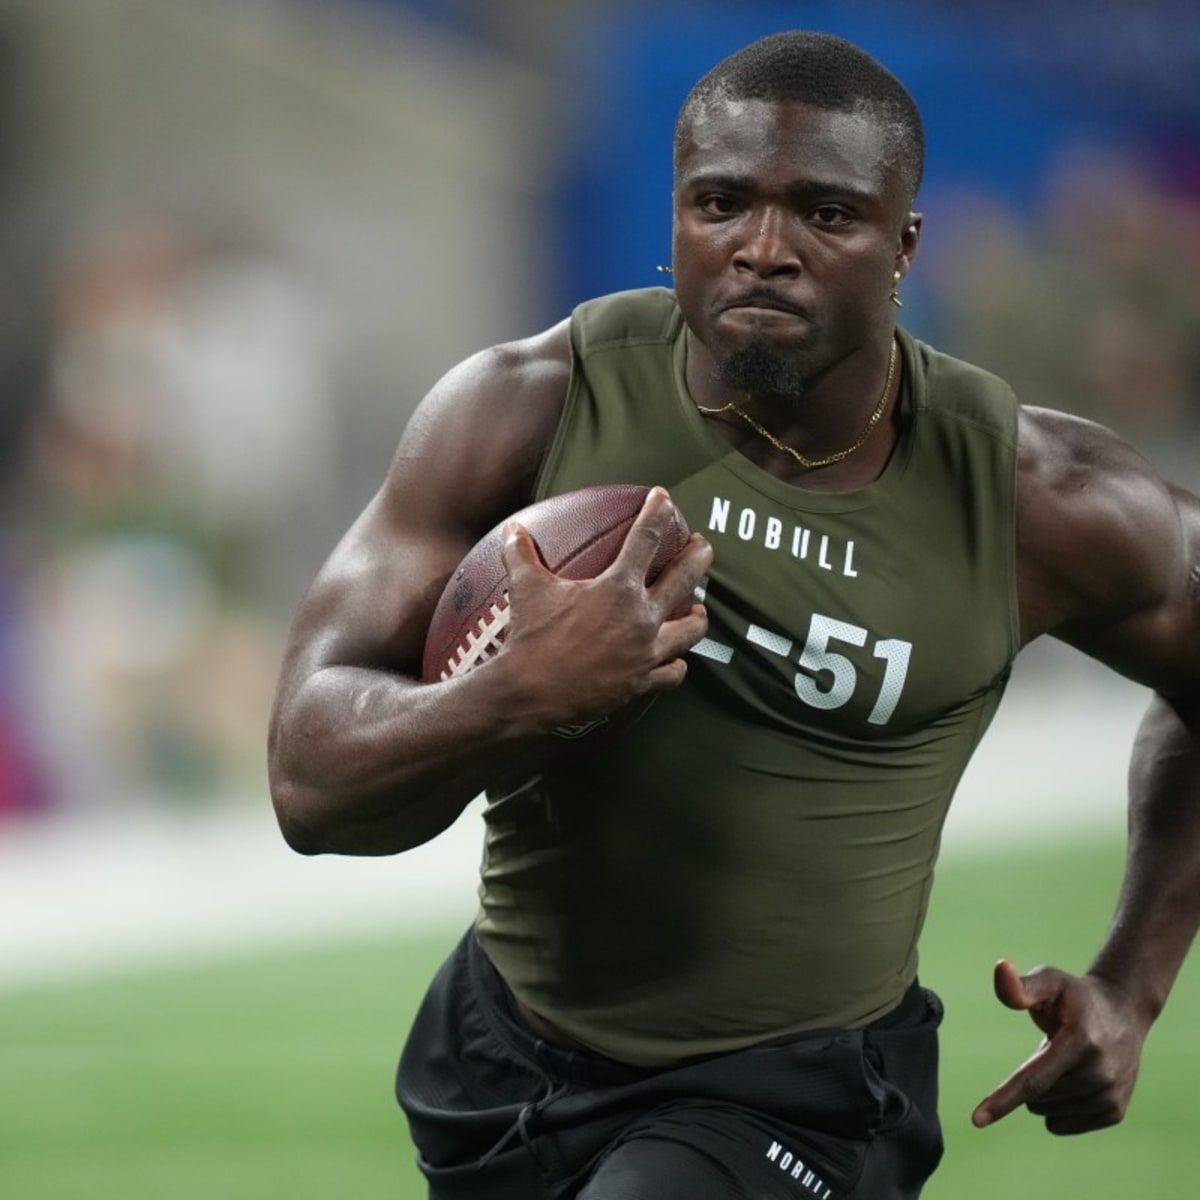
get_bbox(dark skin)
[268,97,1200,1140]
[671,99,915,486]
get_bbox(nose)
[733,208,801,276]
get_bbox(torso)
[473,288,1022,1065]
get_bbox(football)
[421,484,691,738]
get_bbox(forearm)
[268,660,547,856]
[1089,692,1200,1020]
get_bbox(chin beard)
[717,342,806,399]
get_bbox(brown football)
[421,484,690,738]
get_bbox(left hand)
[971,959,1150,1135]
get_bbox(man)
[267,30,1200,1199]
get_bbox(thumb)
[500,521,551,581]
[993,959,1067,1037]
[992,958,1035,1011]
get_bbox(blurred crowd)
[0,218,339,819]
[1,0,1198,825]
[920,143,1200,483]
[0,0,552,825]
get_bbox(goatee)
[717,342,806,399]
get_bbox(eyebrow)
[678,172,878,205]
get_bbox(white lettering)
[691,637,735,664]
[747,624,793,657]
[700,614,914,729]
[868,638,912,725]
[705,496,861,577]
[764,1138,831,1197]
[708,497,731,533]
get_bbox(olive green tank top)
[474,287,1020,1066]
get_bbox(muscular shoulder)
[389,319,573,533]
[1017,406,1200,691]
[287,319,574,680]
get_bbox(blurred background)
[1,0,1199,1196]
[1,0,1198,832]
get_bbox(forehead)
[675,97,894,196]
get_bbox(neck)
[686,331,903,484]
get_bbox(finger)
[500,521,554,580]
[971,1046,1050,1128]
[645,656,690,691]
[649,533,714,616]
[1023,1072,1111,1112]
[1043,1109,1122,1137]
[1034,1073,1132,1133]
[651,603,710,673]
[608,486,685,579]
[992,959,1033,1011]
[972,1029,1079,1128]
[1026,1080,1115,1118]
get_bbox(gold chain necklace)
[697,338,898,470]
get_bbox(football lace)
[440,596,512,680]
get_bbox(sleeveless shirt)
[474,287,1020,1066]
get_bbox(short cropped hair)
[676,31,925,205]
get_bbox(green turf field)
[3,832,1196,1198]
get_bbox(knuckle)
[655,659,688,690]
[1104,1085,1129,1121]
[628,521,665,559]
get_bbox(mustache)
[720,289,810,319]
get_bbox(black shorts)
[396,930,943,1200]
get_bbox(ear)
[894,212,923,281]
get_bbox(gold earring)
[889,269,903,308]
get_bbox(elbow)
[267,729,473,857]
[267,710,342,854]
[276,814,326,857]
[268,767,440,857]
[270,777,331,856]
[268,752,342,855]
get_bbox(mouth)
[718,291,811,322]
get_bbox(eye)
[698,193,740,217]
[810,205,853,227]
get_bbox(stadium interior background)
[1,0,1199,982]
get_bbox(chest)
[671,473,1014,738]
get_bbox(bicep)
[284,489,472,683]
[1061,484,1200,699]
[278,328,571,686]
[1020,409,1200,697]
